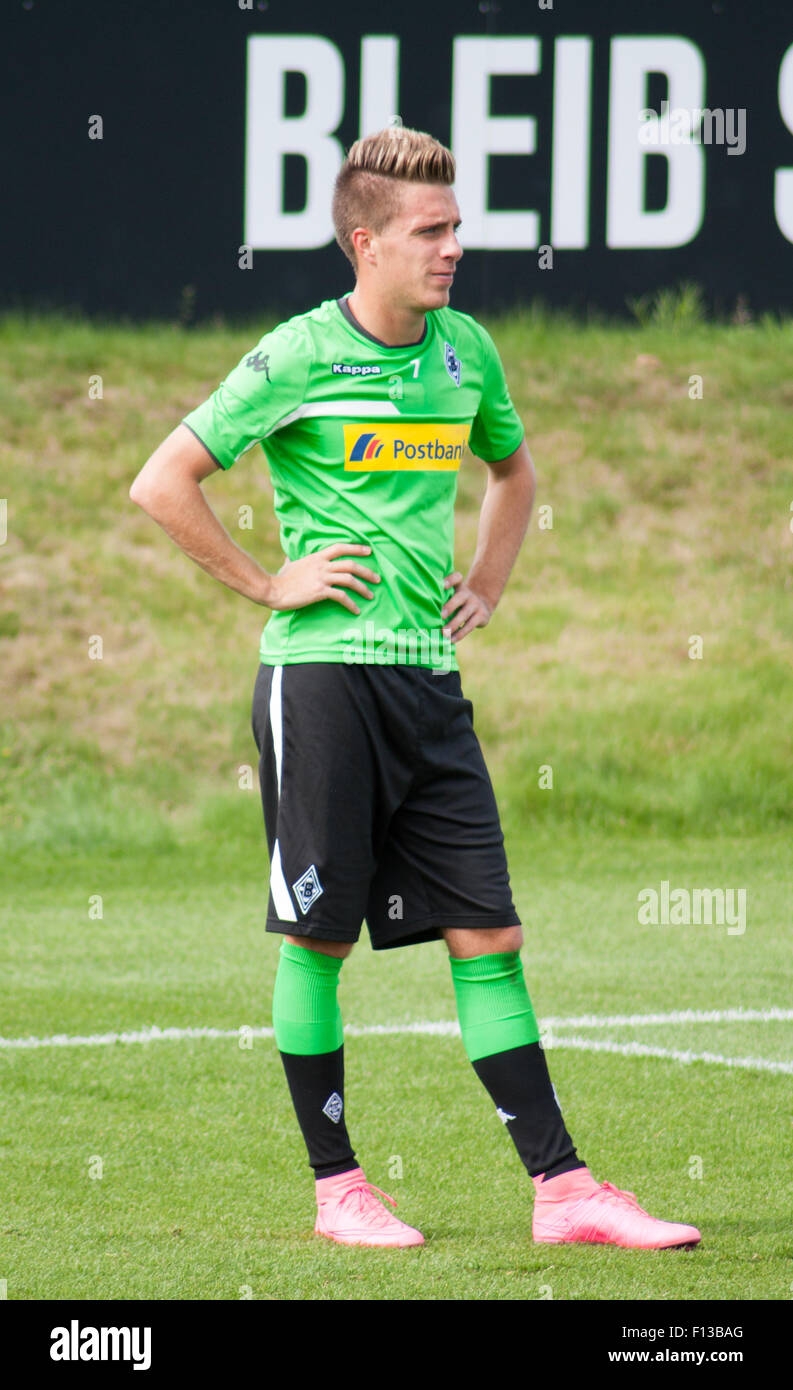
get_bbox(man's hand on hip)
[441,571,493,644]
[270,543,381,616]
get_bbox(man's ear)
[351,226,375,267]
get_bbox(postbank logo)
[343,423,470,471]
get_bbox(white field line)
[541,1007,793,1028]
[0,1008,791,1075]
[0,1024,276,1050]
[539,1035,793,1076]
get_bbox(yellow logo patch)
[344,423,470,471]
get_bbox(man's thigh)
[364,670,522,949]
[251,661,414,946]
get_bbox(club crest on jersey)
[444,341,461,387]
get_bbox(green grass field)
[2,301,792,1301]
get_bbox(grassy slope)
[2,306,793,846]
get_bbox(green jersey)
[182,294,524,671]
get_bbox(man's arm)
[129,424,381,615]
[129,424,276,606]
[441,438,536,643]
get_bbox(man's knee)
[442,925,524,959]
[284,934,355,960]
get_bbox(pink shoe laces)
[597,1182,645,1212]
[336,1180,400,1228]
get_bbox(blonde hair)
[332,125,456,270]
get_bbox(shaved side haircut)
[332,125,456,271]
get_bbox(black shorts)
[250,661,521,950]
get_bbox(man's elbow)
[129,462,165,513]
[129,453,169,510]
[129,473,153,509]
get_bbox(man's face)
[357,182,463,311]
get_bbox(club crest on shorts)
[292,863,324,914]
[444,341,461,387]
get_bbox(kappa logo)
[245,351,271,379]
[444,341,461,387]
[322,1092,344,1124]
[496,1107,517,1124]
[332,362,382,376]
[349,431,385,461]
[292,863,323,914]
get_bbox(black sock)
[278,1046,358,1179]
[472,1042,587,1180]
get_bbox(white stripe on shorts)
[268,665,297,922]
[270,664,285,793]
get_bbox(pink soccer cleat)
[315,1167,425,1248]
[532,1167,701,1249]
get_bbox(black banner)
[6,0,793,318]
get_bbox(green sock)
[449,951,581,1179]
[272,939,345,1055]
[272,941,356,1177]
[449,951,540,1062]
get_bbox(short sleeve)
[181,325,312,470]
[468,325,525,463]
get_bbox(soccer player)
[130,126,701,1252]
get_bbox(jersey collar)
[336,294,429,350]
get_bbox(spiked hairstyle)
[332,125,456,270]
